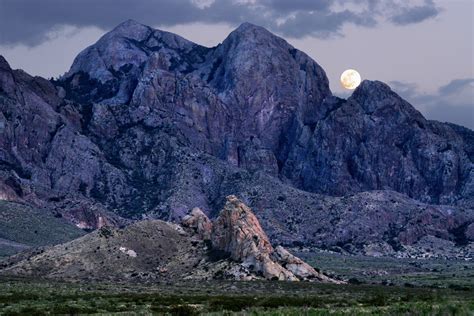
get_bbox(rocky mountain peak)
[0,55,11,72]
[230,22,273,38]
[64,20,198,83]
[107,19,152,41]
[348,79,421,116]
[113,19,147,29]
[0,55,16,97]
[219,21,294,55]
[351,80,396,102]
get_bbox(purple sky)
[0,0,472,128]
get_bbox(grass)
[297,250,474,289]
[0,278,472,315]
[0,201,84,257]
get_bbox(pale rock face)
[181,207,213,240]
[119,246,137,258]
[273,246,335,282]
[209,195,338,282]
[211,195,274,261]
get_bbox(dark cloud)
[389,81,420,99]
[390,0,440,25]
[390,79,474,130]
[274,9,377,38]
[438,78,474,95]
[264,0,332,13]
[0,0,441,46]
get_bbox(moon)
[340,69,361,90]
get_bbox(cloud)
[273,9,377,39]
[390,0,440,25]
[438,78,474,95]
[0,0,442,46]
[390,79,474,130]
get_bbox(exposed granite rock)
[211,195,293,280]
[211,195,274,261]
[210,195,338,281]
[273,246,333,282]
[181,207,212,240]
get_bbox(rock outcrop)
[181,207,212,240]
[273,246,329,281]
[194,195,339,282]
[211,195,296,280]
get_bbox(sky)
[0,0,472,129]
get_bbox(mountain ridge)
[0,20,472,258]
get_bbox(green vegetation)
[0,201,84,257]
[0,278,472,315]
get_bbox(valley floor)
[296,250,474,289]
[0,276,472,315]
[1,252,473,315]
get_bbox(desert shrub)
[448,284,471,291]
[348,278,363,285]
[169,304,199,316]
[360,293,388,306]
[208,296,251,311]
[50,303,98,314]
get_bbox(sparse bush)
[169,304,199,316]
[348,277,363,285]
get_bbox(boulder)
[181,207,212,240]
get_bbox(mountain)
[0,196,338,283]
[0,20,472,258]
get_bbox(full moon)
[340,69,361,90]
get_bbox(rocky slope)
[0,196,338,282]
[0,20,472,258]
[213,173,474,259]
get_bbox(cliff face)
[57,20,472,207]
[0,20,472,256]
[282,81,473,206]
